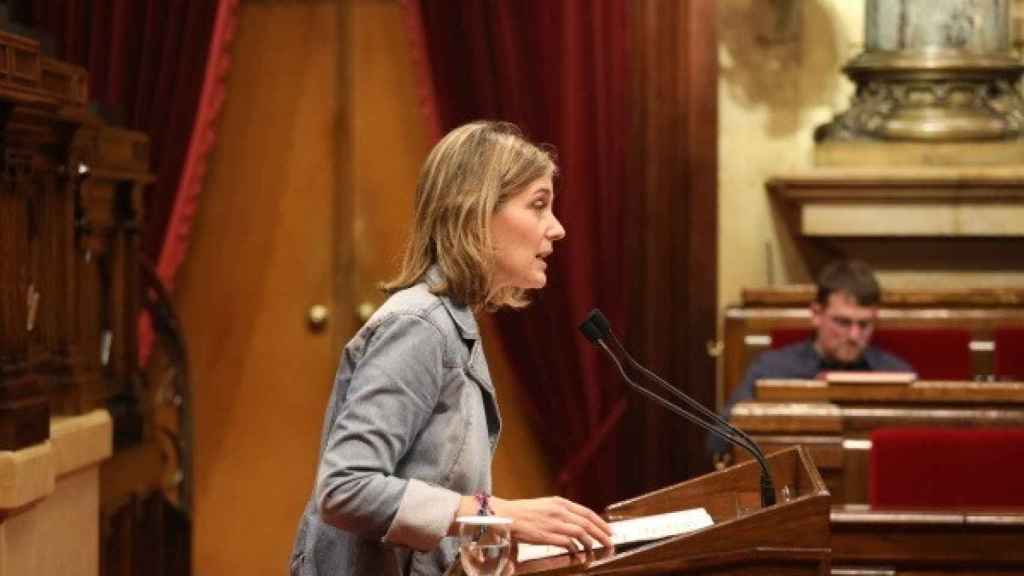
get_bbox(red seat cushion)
[769,328,812,349]
[995,328,1024,380]
[871,329,971,381]
[870,427,1024,507]
[769,328,971,381]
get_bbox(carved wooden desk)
[730,379,1024,503]
[831,505,1024,576]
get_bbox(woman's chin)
[501,271,547,291]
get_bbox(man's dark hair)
[815,259,881,306]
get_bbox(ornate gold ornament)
[818,0,1024,142]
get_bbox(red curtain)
[29,0,221,261]
[28,1,240,362]
[410,0,632,507]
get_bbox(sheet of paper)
[516,507,714,562]
[824,371,917,384]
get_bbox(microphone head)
[578,309,611,344]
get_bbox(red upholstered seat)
[769,328,812,349]
[869,427,1024,508]
[871,329,971,381]
[995,328,1024,380]
[769,328,972,381]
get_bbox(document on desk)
[517,507,714,562]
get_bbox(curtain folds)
[412,0,720,508]
[30,0,227,267]
[29,0,240,361]
[411,0,632,507]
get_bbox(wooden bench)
[722,286,1024,407]
[831,505,1024,576]
[729,379,1024,504]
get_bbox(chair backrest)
[871,329,972,381]
[869,427,1024,507]
[996,328,1024,380]
[768,328,972,380]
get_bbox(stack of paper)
[517,507,714,562]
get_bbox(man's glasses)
[826,315,874,332]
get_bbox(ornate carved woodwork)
[0,27,190,576]
[817,1,1024,143]
[0,29,151,449]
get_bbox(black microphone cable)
[580,309,777,508]
[581,309,763,457]
[595,338,761,458]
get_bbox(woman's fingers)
[547,519,592,552]
[543,499,611,551]
[493,496,616,553]
[558,499,614,549]
[563,499,613,535]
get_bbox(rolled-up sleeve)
[316,313,461,551]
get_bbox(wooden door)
[175,2,354,574]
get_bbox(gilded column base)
[816,52,1024,143]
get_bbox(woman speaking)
[290,121,613,576]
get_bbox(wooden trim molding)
[769,168,1024,238]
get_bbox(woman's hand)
[490,496,614,554]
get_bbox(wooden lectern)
[518,447,831,575]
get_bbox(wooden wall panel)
[175,2,350,574]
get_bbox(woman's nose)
[549,215,566,241]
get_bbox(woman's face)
[490,173,566,291]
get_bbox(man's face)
[811,291,877,364]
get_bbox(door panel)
[176,3,351,574]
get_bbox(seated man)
[708,260,913,460]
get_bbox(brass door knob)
[307,305,330,333]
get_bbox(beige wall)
[716,0,1024,406]
[718,0,863,309]
[718,0,1024,311]
[0,411,110,576]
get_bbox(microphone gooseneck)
[580,309,777,508]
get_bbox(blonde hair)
[384,121,557,309]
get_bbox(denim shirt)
[290,276,502,576]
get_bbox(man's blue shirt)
[708,340,913,456]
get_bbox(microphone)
[579,309,777,508]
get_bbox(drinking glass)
[455,515,513,576]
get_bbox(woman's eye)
[532,200,548,210]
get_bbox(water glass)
[456,515,513,576]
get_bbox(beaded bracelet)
[474,492,493,516]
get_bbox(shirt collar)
[424,266,479,340]
[810,341,872,371]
